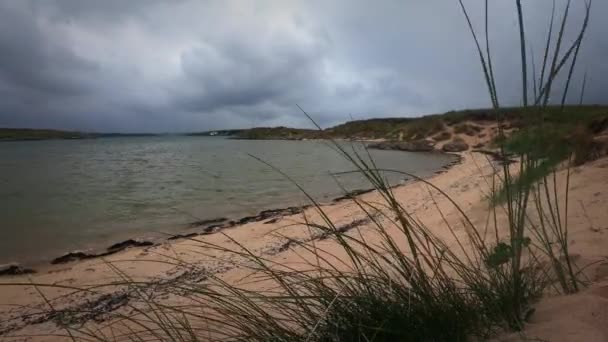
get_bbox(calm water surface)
[0,137,455,264]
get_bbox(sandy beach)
[1,143,608,340]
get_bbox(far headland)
[3,105,607,143]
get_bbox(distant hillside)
[232,127,319,140]
[92,133,160,138]
[0,128,161,142]
[4,105,607,143]
[324,117,415,139]
[0,128,90,141]
[228,105,608,141]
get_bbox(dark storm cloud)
[174,35,326,112]
[0,6,97,91]
[0,0,606,132]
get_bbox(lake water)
[0,137,455,265]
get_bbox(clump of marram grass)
[458,0,592,299]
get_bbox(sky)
[0,0,605,133]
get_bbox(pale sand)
[1,144,608,341]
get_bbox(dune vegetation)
[230,105,608,142]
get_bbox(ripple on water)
[0,137,456,264]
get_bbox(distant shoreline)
[0,128,162,142]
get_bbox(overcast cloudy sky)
[0,1,605,132]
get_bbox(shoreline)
[1,148,461,274]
